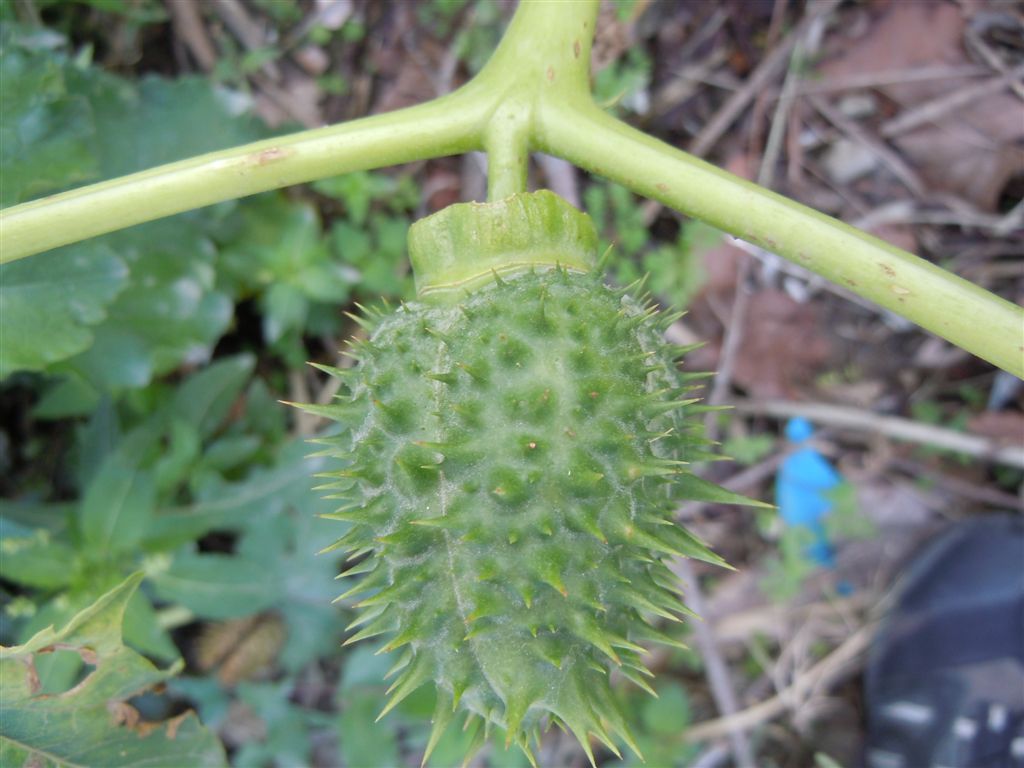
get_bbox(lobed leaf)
[80,451,156,556]
[0,28,262,383]
[0,573,226,767]
[0,25,98,206]
[151,553,283,620]
[0,515,77,590]
[0,243,128,377]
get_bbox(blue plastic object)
[776,417,841,567]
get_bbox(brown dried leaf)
[821,3,966,89]
[195,614,286,688]
[819,2,1024,210]
[732,290,833,399]
[968,411,1024,445]
[894,117,1024,211]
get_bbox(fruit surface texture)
[306,192,739,763]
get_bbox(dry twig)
[211,0,282,80]
[795,64,989,96]
[703,258,753,444]
[685,623,876,742]
[965,23,1024,102]
[888,457,1022,508]
[807,94,927,198]
[673,559,758,768]
[688,0,842,157]
[732,399,1024,468]
[164,0,217,72]
[880,66,1024,139]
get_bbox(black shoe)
[865,515,1024,768]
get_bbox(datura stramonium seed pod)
[300,191,757,766]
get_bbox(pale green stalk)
[535,100,1024,376]
[0,87,494,261]
[1,0,1020,376]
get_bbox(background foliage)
[2,1,1020,767]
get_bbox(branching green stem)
[0,88,491,261]
[484,98,532,201]
[1,0,1021,376]
[534,100,1024,376]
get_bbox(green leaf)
[0,26,98,205]
[65,215,234,390]
[122,588,181,663]
[0,573,226,767]
[153,420,202,493]
[0,515,78,589]
[142,438,344,668]
[216,194,354,340]
[0,243,128,377]
[236,507,346,671]
[146,439,331,547]
[239,378,287,443]
[721,433,776,466]
[167,677,232,729]
[198,435,262,474]
[329,216,412,299]
[815,753,846,768]
[262,282,310,343]
[218,195,324,286]
[3,37,261,384]
[642,221,716,309]
[592,47,651,117]
[151,553,282,619]
[31,649,85,698]
[0,500,72,536]
[0,26,257,210]
[312,171,395,225]
[171,353,255,439]
[338,691,401,768]
[31,374,102,419]
[641,681,690,736]
[80,451,156,555]
[74,397,121,488]
[823,482,876,540]
[65,70,264,181]
[233,681,323,768]
[336,647,401,768]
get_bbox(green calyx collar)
[407,190,598,303]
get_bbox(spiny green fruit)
[301,192,754,766]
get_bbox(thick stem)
[0,87,493,263]
[0,0,601,262]
[484,98,531,201]
[1,0,1020,378]
[476,0,597,200]
[536,99,1024,377]
[475,0,596,100]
